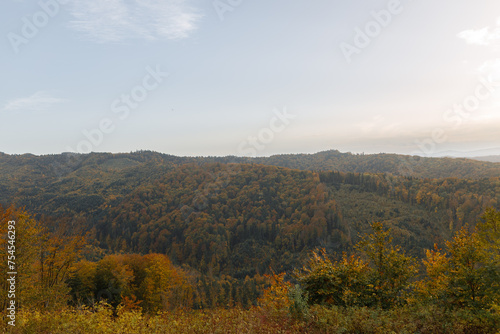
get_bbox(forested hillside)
[1,151,500,332]
[2,205,500,333]
[0,151,498,281]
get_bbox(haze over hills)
[471,155,500,163]
[427,147,500,162]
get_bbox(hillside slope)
[0,152,498,278]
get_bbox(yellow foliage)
[258,270,292,314]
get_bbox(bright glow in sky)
[1,0,500,157]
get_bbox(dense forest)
[1,151,499,332]
[1,205,500,333]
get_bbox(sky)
[1,0,500,158]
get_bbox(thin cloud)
[3,91,66,111]
[478,58,500,74]
[356,115,403,139]
[476,58,500,87]
[67,0,202,43]
[457,18,500,46]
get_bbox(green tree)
[298,223,417,309]
[356,222,417,308]
[418,223,500,309]
[477,208,500,258]
[297,249,370,307]
[447,227,498,308]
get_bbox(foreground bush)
[2,303,308,334]
[2,303,499,334]
[297,222,417,309]
[310,305,500,334]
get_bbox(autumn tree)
[93,255,135,308]
[0,205,42,310]
[68,260,98,305]
[258,271,292,314]
[417,225,500,309]
[476,208,500,259]
[297,249,370,307]
[0,205,87,310]
[298,223,416,309]
[139,253,192,312]
[356,222,418,308]
[36,216,87,309]
[69,253,193,312]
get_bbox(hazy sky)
[1,0,500,157]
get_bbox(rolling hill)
[0,150,498,279]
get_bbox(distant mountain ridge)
[471,155,500,163]
[430,146,500,157]
[1,149,499,180]
[251,150,500,179]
